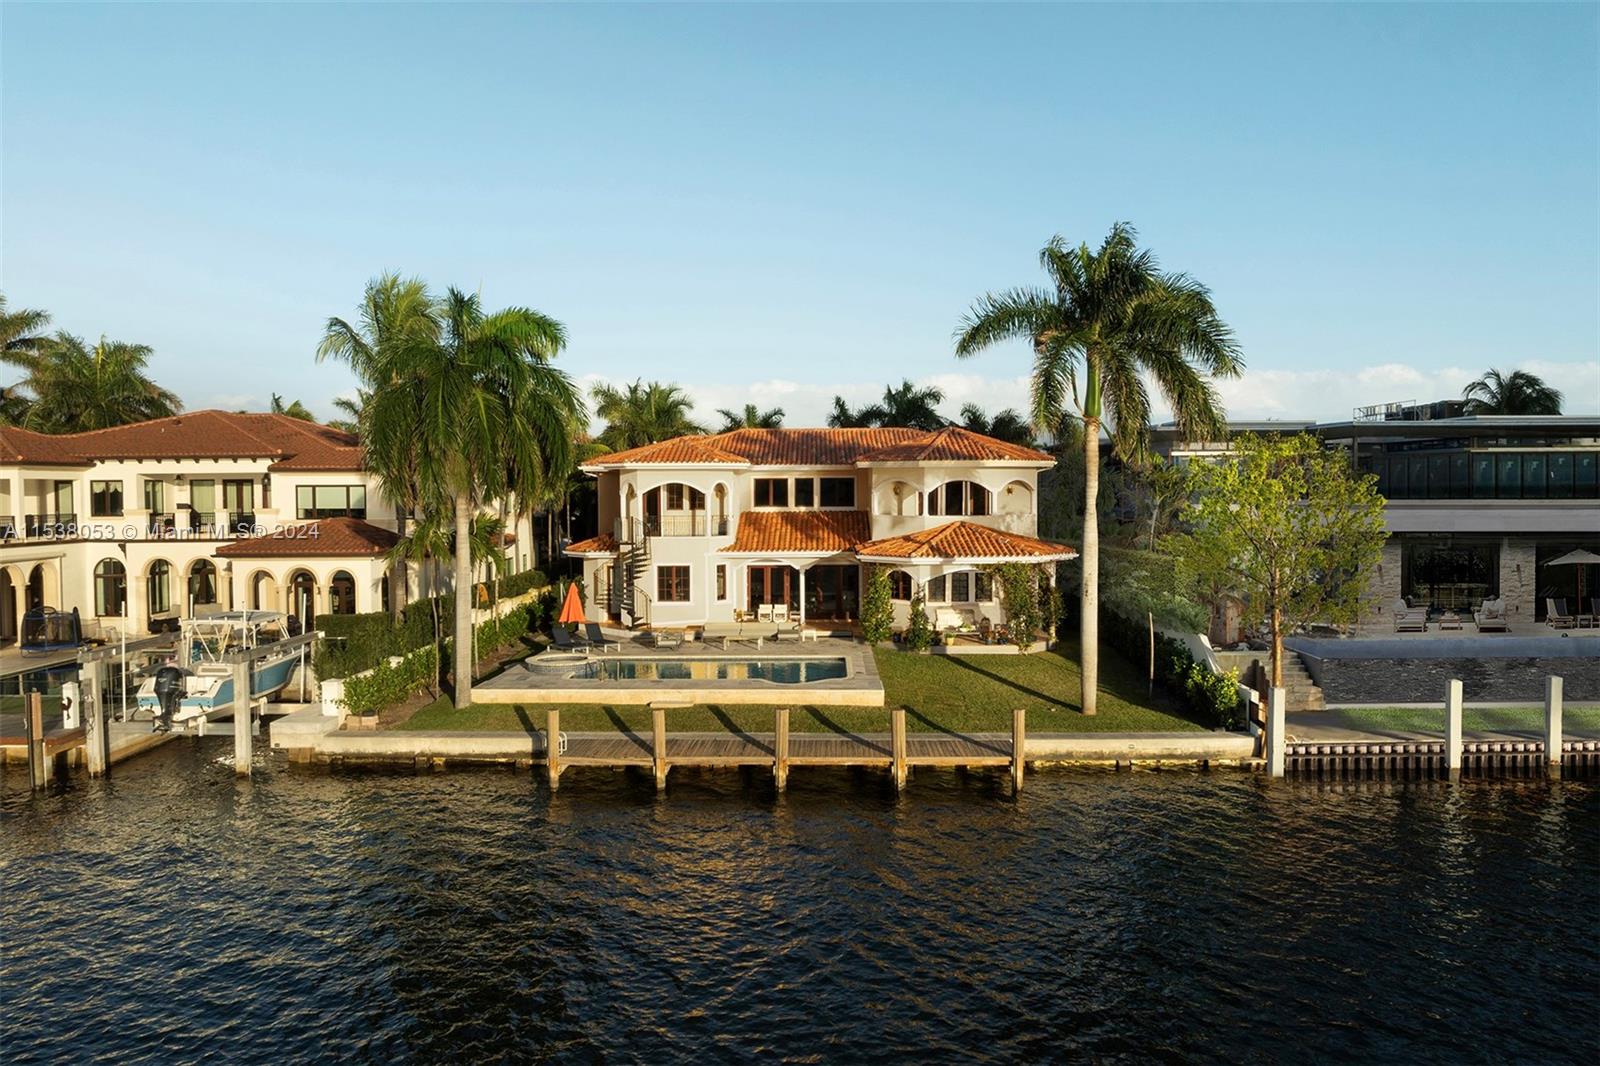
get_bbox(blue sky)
[3,2,1596,427]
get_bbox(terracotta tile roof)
[855,521,1076,562]
[0,425,92,466]
[854,426,1053,464]
[564,532,619,556]
[580,426,1049,469]
[720,510,870,555]
[215,517,399,558]
[233,414,364,471]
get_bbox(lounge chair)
[644,629,683,649]
[550,625,590,651]
[1546,598,1576,630]
[583,623,621,652]
[1473,597,1509,632]
[1391,598,1427,633]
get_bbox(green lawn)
[398,640,1206,735]
[1326,705,1600,737]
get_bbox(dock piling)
[652,705,668,790]
[891,707,907,790]
[26,691,47,790]
[546,708,561,791]
[1011,708,1025,793]
[1445,679,1463,777]
[231,659,252,775]
[1545,676,1564,770]
[1267,687,1286,778]
[83,663,108,777]
[773,707,789,792]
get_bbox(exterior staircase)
[618,520,651,628]
[1279,653,1326,712]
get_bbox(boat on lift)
[135,610,304,724]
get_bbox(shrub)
[990,562,1046,651]
[905,593,934,652]
[1102,608,1244,729]
[860,566,893,644]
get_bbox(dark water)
[3,743,1597,1065]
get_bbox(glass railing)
[1362,450,1600,500]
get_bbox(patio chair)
[583,623,621,653]
[550,625,591,652]
[1473,597,1509,632]
[1546,598,1576,630]
[772,604,789,624]
[757,604,775,623]
[645,629,683,649]
[1390,598,1427,633]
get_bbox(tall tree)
[1177,433,1387,688]
[716,402,784,430]
[23,333,181,432]
[827,379,946,430]
[326,390,370,435]
[959,403,1037,447]
[271,393,317,421]
[1461,368,1563,415]
[0,294,52,366]
[367,286,580,708]
[592,379,704,450]
[955,223,1241,714]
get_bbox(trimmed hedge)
[338,601,536,715]
[1102,609,1244,729]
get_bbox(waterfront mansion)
[564,426,1076,631]
[0,411,539,644]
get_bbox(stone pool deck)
[474,637,886,707]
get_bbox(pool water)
[574,656,848,683]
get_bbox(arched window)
[928,481,990,517]
[147,560,172,616]
[888,570,913,601]
[94,559,126,617]
[289,570,317,627]
[188,560,218,606]
[329,570,357,615]
[250,571,275,611]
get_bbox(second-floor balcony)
[644,514,729,538]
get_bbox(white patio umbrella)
[1543,548,1600,611]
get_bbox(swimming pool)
[572,657,849,684]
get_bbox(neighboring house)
[0,411,539,643]
[1151,404,1600,626]
[563,426,1075,629]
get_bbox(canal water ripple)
[2,741,1596,1064]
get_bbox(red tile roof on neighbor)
[855,521,1076,563]
[719,510,871,555]
[0,411,365,471]
[564,532,619,556]
[215,517,399,558]
[580,426,1052,469]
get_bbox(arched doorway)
[329,570,356,615]
[0,566,20,644]
[249,570,279,612]
[26,563,50,611]
[94,558,127,617]
[188,560,218,610]
[288,570,317,630]
[147,560,173,621]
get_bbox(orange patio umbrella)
[557,581,586,627]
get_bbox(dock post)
[891,707,907,790]
[1444,679,1463,778]
[231,659,252,776]
[773,707,789,792]
[1266,687,1286,778]
[1545,675,1564,771]
[652,705,668,790]
[1011,708,1025,794]
[546,708,561,791]
[83,663,107,778]
[26,690,47,790]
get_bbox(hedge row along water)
[1100,610,1245,729]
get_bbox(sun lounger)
[1546,598,1576,629]
[644,629,683,649]
[550,625,590,651]
[583,623,621,652]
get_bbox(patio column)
[798,567,806,627]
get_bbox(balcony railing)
[147,512,176,535]
[643,514,729,537]
[24,513,77,538]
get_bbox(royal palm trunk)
[453,493,474,709]
[1080,418,1100,716]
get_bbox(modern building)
[1152,403,1600,627]
[0,411,539,644]
[563,426,1074,630]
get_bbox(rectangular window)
[793,478,815,507]
[222,479,255,513]
[666,483,685,510]
[144,479,165,514]
[90,480,124,517]
[1548,454,1573,499]
[1521,453,1546,499]
[1496,455,1521,498]
[951,571,971,602]
[657,565,691,602]
[974,572,994,602]
[1575,453,1599,499]
[754,478,789,507]
[715,564,727,600]
[927,574,947,602]
[297,485,368,519]
[819,477,855,508]
[1470,455,1494,498]
[1427,455,1448,499]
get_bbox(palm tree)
[23,333,181,432]
[592,379,704,449]
[959,403,1037,447]
[271,393,317,421]
[326,390,370,435]
[827,379,946,430]
[0,294,52,365]
[956,223,1241,714]
[716,403,784,431]
[368,286,580,708]
[1462,368,1563,415]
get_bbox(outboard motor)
[152,664,186,734]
